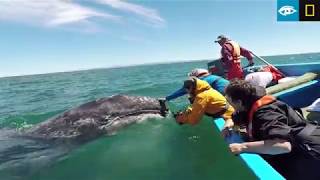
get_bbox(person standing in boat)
[225,80,320,180]
[165,68,229,101]
[174,78,234,131]
[215,35,254,80]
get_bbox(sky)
[0,0,320,77]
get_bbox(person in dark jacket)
[224,80,320,180]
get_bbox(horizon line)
[1,51,319,79]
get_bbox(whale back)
[25,95,163,142]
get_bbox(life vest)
[225,41,241,64]
[248,95,276,138]
[262,66,284,81]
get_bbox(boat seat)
[266,72,320,95]
[301,107,320,123]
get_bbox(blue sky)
[0,0,319,77]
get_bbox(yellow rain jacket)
[180,79,234,125]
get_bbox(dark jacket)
[249,100,320,180]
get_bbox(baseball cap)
[214,35,228,43]
[188,68,209,77]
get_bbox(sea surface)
[0,53,319,180]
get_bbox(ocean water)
[0,53,319,180]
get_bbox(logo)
[299,0,320,21]
[277,0,299,21]
[278,5,297,16]
[277,0,320,21]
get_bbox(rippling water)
[0,53,319,180]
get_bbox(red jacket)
[220,41,253,69]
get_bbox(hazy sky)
[0,0,319,77]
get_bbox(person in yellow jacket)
[175,78,234,130]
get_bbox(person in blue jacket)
[166,68,229,101]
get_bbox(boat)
[207,61,320,179]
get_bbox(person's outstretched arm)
[240,47,254,65]
[230,104,294,155]
[229,139,292,155]
[166,88,187,101]
[177,97,206,125]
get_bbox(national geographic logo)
[277,0,320,21]
[300,0,320,21]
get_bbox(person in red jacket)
[215,35,254,80]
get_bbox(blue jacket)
[166,75,229,101]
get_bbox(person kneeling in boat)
[165,68,229,101]
[174,78,234,131]
[245,65,284,88]
[225,80,320,180]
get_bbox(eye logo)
[278,6,297,16]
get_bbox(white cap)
[188,68,209,77]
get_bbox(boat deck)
[301,108,320,123]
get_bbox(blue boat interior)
[276,62,320,76]
[274,63,320,107]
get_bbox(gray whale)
[0,95,168,176]
[24,95,168,143]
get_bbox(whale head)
[26,95,168,143]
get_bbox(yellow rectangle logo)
[305,4,315,17]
